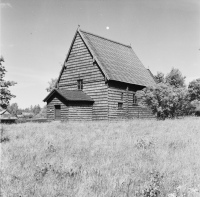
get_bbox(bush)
[165,68,186,88]
[188,78,200,101]
[0,127,10,143]
[191,100,200,116]
[139,83,190,119]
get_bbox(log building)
[0,108,18,123]
[43,28,156,121]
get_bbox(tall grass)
[1,117,200,196]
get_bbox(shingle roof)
[147,69,157,83]
[78,29,156,87]
[43,89,94,102]
[0,110,6,115]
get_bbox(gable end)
[56,29,108,88]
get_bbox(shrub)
[193,101,200,116]
[143,171,164,197]
[139,83,190,119]
[165,68,186,88]
[0,127,10,143]
[188,78,200,101]
[154,72,165,84]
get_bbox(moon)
[106,26,109,30]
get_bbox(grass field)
[1,117,200,197]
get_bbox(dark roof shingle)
[79,29,156,87]
[57,89,93,101]
[43,89,94,102]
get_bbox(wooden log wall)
[127,92,155,119]
[108,86,127,119]
[68,104,93,121]
[59,32,108,120]
[108,86,155,119]
[53,32,154,121]
[47,96,68,121]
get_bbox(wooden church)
[43,27,156,121]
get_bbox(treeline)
[6,68,200,121]
[139,68,200,119]
[7,103,47,119]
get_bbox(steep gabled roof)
[43,89,94,102]
[78,29,156,87]
[147,69,157,83]
[57,28,156,87]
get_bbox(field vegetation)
[1,118,200,197]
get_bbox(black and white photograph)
[1,0,200,196]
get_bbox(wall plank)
[108,85,155,120]
[47,96,68,121]
[58,32,108,120]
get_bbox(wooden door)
[55,105,61,120]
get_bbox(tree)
[46,78,57,92]
[140,68,196,119]
[0,56,17,109]
[188,78,200,101]
[7,103,19,115]
[189,100,200,116]
[139,83,190,119]
[187,78,200,116]
[154,72,165,83]
[32,104,41,115]
[34,105,47,118]
[165,68,186,88]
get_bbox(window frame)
[121,92,123,100]
[54,105,61,120]
[77,79,83,90]
[118,102,123,109]
[133,92,137,105]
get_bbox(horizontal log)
[72,42,86,48]
[60,74,104,82]
[65,59,92,67]
[68,52,91,60]
[62,67,102,75]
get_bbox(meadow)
[1,117,200,197]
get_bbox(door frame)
[54,105,61,120]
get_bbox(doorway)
[55,105,61,120]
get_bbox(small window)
[77,79,83,90]
[121,92,123,100]
[133,92,137,104]
[118,102,123,109]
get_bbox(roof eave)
[79,29,131,48]
[43,89,72,102]
[43,89,58,102]
[43,89,94,103]
[108,79,149,88]
[78,29,110,81]
[67,99,94,102]
[55,28,80,88]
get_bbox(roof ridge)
[79,29,131,48]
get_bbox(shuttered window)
[133,92,137,104]
[118,102,123,109]
[77,79,83,90]
[121,92,123,100]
